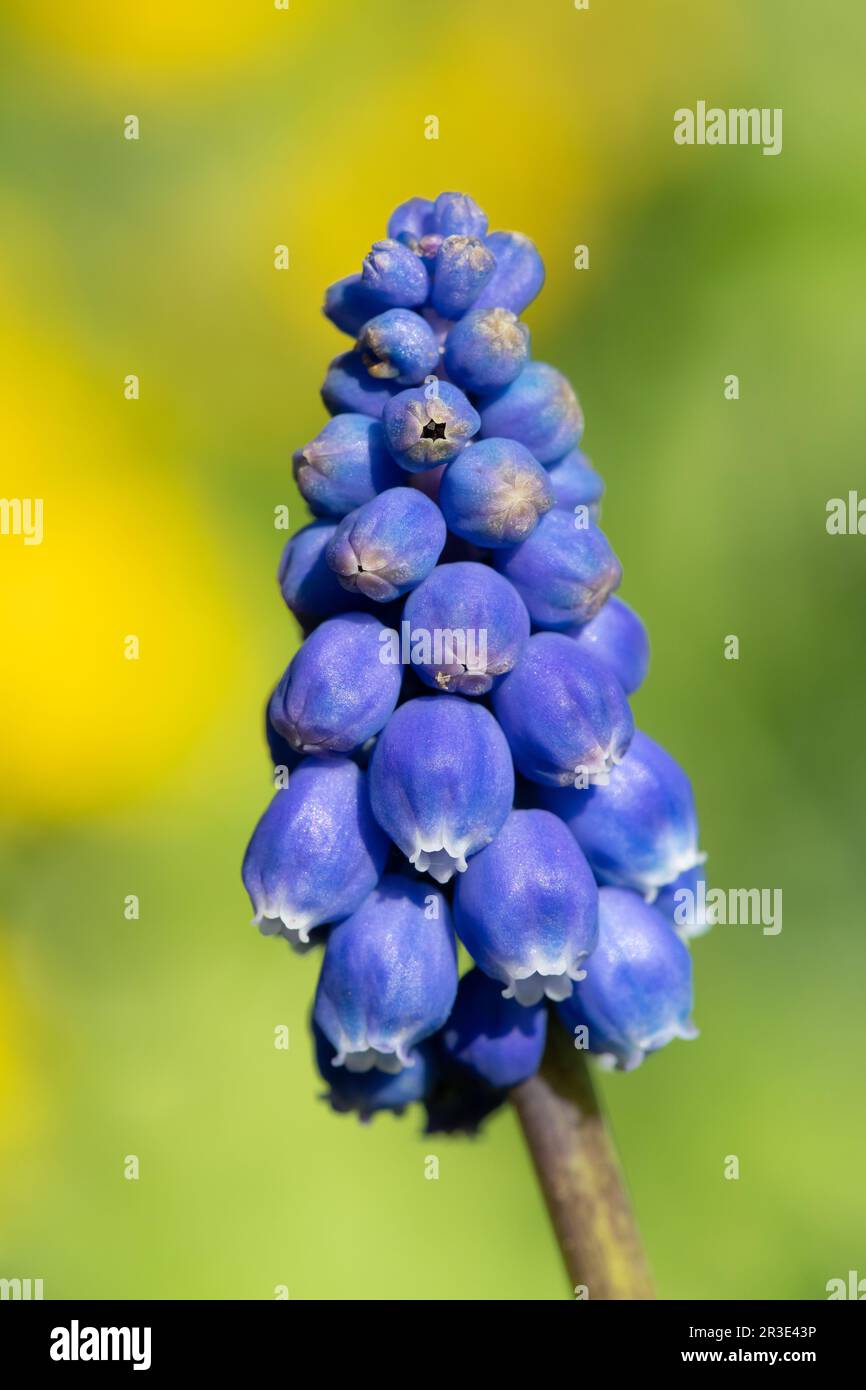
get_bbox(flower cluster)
[243,192,707,1130]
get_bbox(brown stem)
[510,1022,654,1300]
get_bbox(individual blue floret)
[453,809,599,1004]
[401,560,530,695]
[493,634,634,787]
[546,447,605,516]
[313,875,458,1071]
[293,414,403,519]
[443,307,530,393]
[557,887,697,1070]
[242,756,388,945]
[368,696,514,883]
[439,967,548,1088]
[269,612,402,754]
[361,238,429,307]
[439,437,554,549]
[471,230,546,315]
[357,308,440,386]
[382,380,481,472]
[321,350,403,419]
[430,236,496,318]
[536,729,706,899]
[325,487,446,602]
[564,596,650,696]
[478,361,583,465]
[493,507,622,628]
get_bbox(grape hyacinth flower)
[356,308,440,386]
[269,612,402,754]
[432,191,489,239]
[454,809,599,1004]
[382,381,481,472]
[471,230,546,314]
[401,560,530,695]
[242,756,388,945]
[557,888,697,1071]
[243,189,708,1298]
[444,307,530,393]
[292,414,403,519]
[369,696,514,883]
[314,1023,435,1120]
[537,729,705,899]
[313,875,457,1071]
[439,437,554,549]
[430,235,496,318]
[321,350,402,419]
[494,634,634,787]
[277,520,359,628]
[324,273,390,338]
[546,447,605,516]
[494,507,622,628]
[478,361,584,465]
[564,595,650,696]
[361,238,429,307]
[440,967,548,1088]
[325,486,446,601]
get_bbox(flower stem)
[510,1023,655,1299]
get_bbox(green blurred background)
[1,1,864,1300]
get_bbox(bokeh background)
[2,0,864,1300]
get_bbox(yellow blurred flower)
[0,296,240,821]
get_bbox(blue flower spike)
[454,809,599,1004]
[293,414,402,519]
[313,875,458,1071]
[269,612,402,755]
[444,307,530,393]
[440,967,548,1089]
[356,308,440,386]
[439,437,554,549]
[325,486,446,601]
[537,729,705,899]
[493,634,634,787]
[401,560,530,695]
[382,380,481,472]
[242,756,388,946]
[478,361,584,465]
[564,595,650,696]
[494,507,622,628]
[369,696,514,883]
[557,887,698,1071]
[245,191,708,1136]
